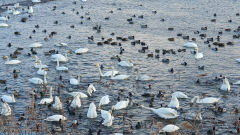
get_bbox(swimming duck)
[220,76,230,91]
[1,99,11,116]
[0,16,9,21]
[139,105,178,119]
[70,94,81,108]
[184,42,198,48]
[194,48,203,59]
[101,110,114,127]
[118,59,133,67]
[87,84,96,96]
[39,87,53,105]
[109,67,130,80]
[55,42,68,47]
[1,94,16,103]
[29,42,42,48]
[56,58,68,71]
[87,102,97,118]
[191,96,220,104]
[96,64,119,77]
[68,92,88,98]
[135,68,152,81]
[44,115,67,122]
[112,98,129,110]
[75,48,89,54]
[70,74,81,85]
[51,53,68,62]
[4,56,21,65]
[28,6,33,14]
[172,91,188,99]
[160,124,179,133]
[52,96,63,110]
[98,95,110,109]
[29,71,47,84]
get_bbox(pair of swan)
[39,87,53,105]
[29,70,47,84]
[33,56,48,68]
[1,99,12,116]
[70,74,81,85]
[4,56,21,65]
[191,96,220,104]
[139,104,178,119]
[96,64,119,77]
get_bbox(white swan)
[168,95,179,109]
[184,42,198,48]
[75,48,89,54]
[70,94,81,108]
[56,58,68,71]
[135,68,152,81]
[172,91,188,99]
[98,95,110,109]
[109,67,130,80]
[87,84,96,96]
[236,59,240,63]
[68,92,88,98]
[32,0,41,3]
[1,100,11,116]
[44,115,67,122]
[101,110,114,127]
[140,105,178,119]
[39,87,53,105]
[1,94,16,103]
[0,23,8,27]
[37,61,47,76]
[191,96,220,104]
[118,60,133,67]
[87,102,97,118]
[4,56,21,65]
[160,124,179,133]
[112,99,129,110]
[29,42,42,48]
[96,64,119,77]
[220,77,230,91]
[51,53,68,62]
[14,3,20,8]
[55,42,68,47]
[0,16,9,21]
[12,9,21,15]
[194,48,203,59]
[7,7,13,14]
[29,71,47,84]
[52,96,63,110]
[70,74,81,85]
[28,6,33,14]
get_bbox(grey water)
[0,0,240,134]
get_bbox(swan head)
[96,63,100,67]
[194,47,198,51]
[128,59,132,63]
[190,96,199,103]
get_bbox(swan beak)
[95,64,99,67]
[137,104,141,107]
[45,68,49,71]
[3,56,8,59]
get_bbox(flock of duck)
[0,0,239,134]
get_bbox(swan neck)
[98,66,104,76]
[57,59,59,67]
[111,68,114,78]
[78,75,81,83]
[141,105,154,112]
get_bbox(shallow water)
[0,0,240,134]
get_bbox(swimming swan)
[135,68,152,81]
[56,58,68,71]
[29,71,47,84]
[70,94,81,108]
[194,48,203,59]
[39,87,53,105]
[184,42,198,48]
[1,100,11,116]
[87,102,97,118]
[112,98,129,110]
[75,48,89,54]
[52,96,63,110]
[168,95,179,109]
[191,96,220,104]
[139,105,178,119]
[172,91,188,99]
[109,67,130,80]
[87,84,96,96]
[4,56,21,65]
[70,74,81,85]
[98,95,110,109]
[220,77,230,91]
[1,94,16,103]
[44,115,67,122]
[96,64,119,77]
[101,110,114,127]
[118,60,133,67]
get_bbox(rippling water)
[0,0,240,134]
